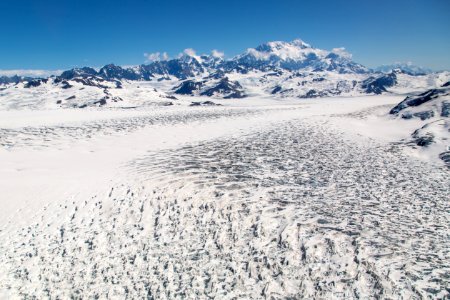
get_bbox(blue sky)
[0,0,449,71]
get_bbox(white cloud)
[0,69,63,78]
[183,48,197,57]
[246,48,270,60]
[393,61,413,66]
[144,52,169,62]
[331,47,352,59]
[211,49,225,58]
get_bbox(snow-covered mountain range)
[374,62,433,76]
[0,39,448,109]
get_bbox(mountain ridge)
[1,39,449,104]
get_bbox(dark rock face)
[224,91,246,99]
[412,110,435,120]
[401,110,435,120]
[190,101,221,106]
[95,98,108,106]
[441,101,450,117]
[57,56,207,82]
[271,86,283,94]
[142,56,205,80]
[24,80,42,88]
[92,95,122,107]
[163,95,178,100]
[303,90,323,98]
[24,78,48,88]
[361,72,397,94]
[98,64,140,81]
[205,70,225,80]
[0,75,31,85]
[441,81,449,87]
[60,67,98,80]
[412,130,434,147]
[390,88,449,115]
[200,78,246,98]
[439,151,450,166]
[173,80,204,95]
[61,81,73,89]
[299,89,337,98]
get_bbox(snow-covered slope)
[226,39,368,74]
[1,96,449,298]
[173,77,247,99]
[0,77,176,110]
[389,83,450,166]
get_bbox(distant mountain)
[224,39,369,74]
[375,63,432,75]
[2,39,448,102]
[361,71,398,94]
[58,39,370,83]
[60,67,98,80]
[0,75,31,85]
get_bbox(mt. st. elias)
[0,39,448,109]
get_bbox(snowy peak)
[291,38,312,49]
[200,54,224,69]
[54,39,370,84]
[231,39,368,74]
[0,75,33,85]
[98,64,141,80]
[252,39,316,60]
[375,62,433,75]
[60,67,97,80]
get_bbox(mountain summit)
[228,39,368,74]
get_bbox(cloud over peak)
[211,49,225,58]
[144,52,169,62]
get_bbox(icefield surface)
[0,96,449,299]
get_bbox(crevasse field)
[0,94,448,299]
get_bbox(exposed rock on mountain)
[362,72,398,94]
[390,87,449,117]
[173,80,204,95]
[200,78,246,99]
[390,86,450,166]
[98,64,140,81]
[0,75,32,85]
[24,78,49,88]
[60,67,98,80]
[226,40,368,74]
[189,100,221,106]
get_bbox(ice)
[0,96,448,299]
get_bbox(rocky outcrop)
[200,78,246,99]
[361,72,397,94]
[173,80,204,95]
[390,88,449,116]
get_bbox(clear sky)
[1,0,449,71]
